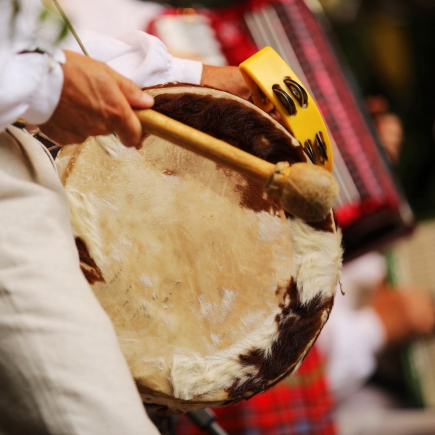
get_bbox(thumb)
[113,72,154,109]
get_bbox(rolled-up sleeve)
[317,252,388,401]
[0,52,64,129]
[318,305,386,401]
[1,0,202,133]
[0,0,66,131]
[63,29,203,87]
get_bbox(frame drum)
[55,85,342,413]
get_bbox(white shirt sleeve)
[61,29,203,87]
[317,252,388,401]
[0,0,65,131]
[57,0,203,85]
[318,304,386,401]
[1,1,203,133]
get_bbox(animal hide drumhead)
[56,85,342,413]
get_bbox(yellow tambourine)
[239,47,333,173]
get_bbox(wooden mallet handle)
[135,109,338,222]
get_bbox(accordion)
[147,0,414,260]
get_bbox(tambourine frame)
[239,47,333,172]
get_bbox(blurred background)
[321,0,435,221]
[52,0,435,433]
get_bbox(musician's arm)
[318,251,435,403]
[201,65,250,100]
[2,8,247,142]
[372,284,435,344]
[62,30,250,99]
[40,50,154,147]
[0,4,156,145]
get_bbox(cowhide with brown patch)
[58,85,342,412]
[149,87,342,403]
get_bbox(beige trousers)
[0,127,159,435]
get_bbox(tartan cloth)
[176,345,336,435]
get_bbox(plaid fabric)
[176,345,336,435]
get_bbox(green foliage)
[38,4,69,44]
[55,20,69,43]
[9,1,68,44]
[12,0,21,18]
[38,5,50,22]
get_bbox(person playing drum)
[0,1,248,433]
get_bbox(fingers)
[375,113,403,163]
[114,73,154,109]
[404,292,435,336]
[373,287,435,345]
[268,108,284,126]
[41,51,155,148]
[373,288,423,343]
[109,95,144,148]
[109,72,154,147]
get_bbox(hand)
[373,113,403,163]
[200,65,251,100]
[40,50,154,147]
[366,95,403,163]
[372,283,435,345]
[201,65,289,130]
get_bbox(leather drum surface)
[56,85,342,413]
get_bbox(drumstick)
[134,109,338,222]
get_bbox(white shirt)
[0,0,65,128]
[0,0,202,131]
[317,252,388,401]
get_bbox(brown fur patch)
[152,93,305,164]
[235,177,281,215]
[75,237,105,285]
[150,88,336,398]
[226,278,333,398]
